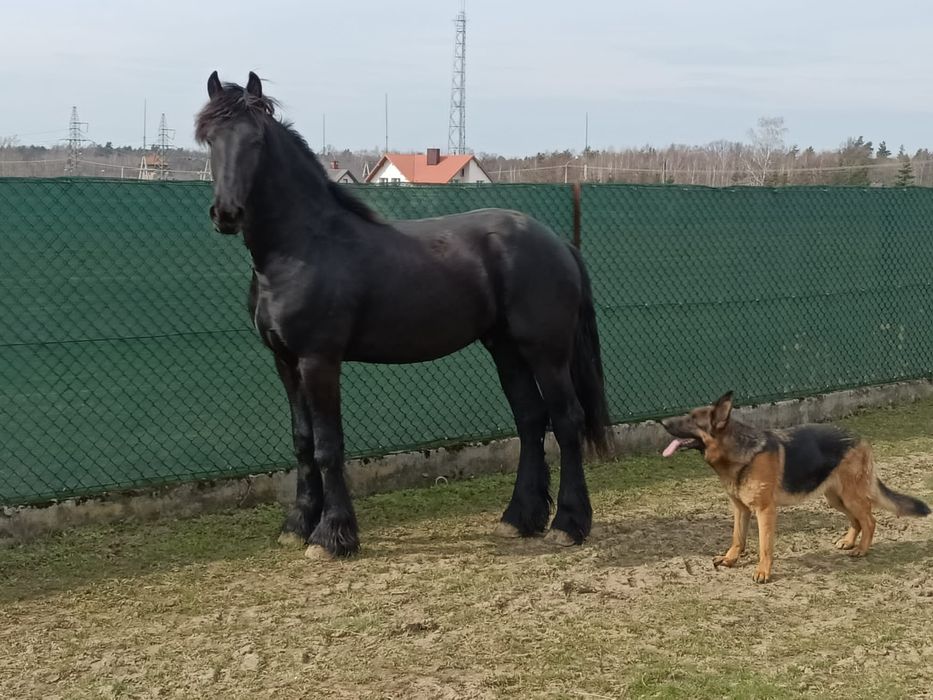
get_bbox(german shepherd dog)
[661,392,930,583]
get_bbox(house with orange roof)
[364,148,491,185]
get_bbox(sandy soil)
[1,446,931,699]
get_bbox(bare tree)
[707,140,741,186]
[743,117,787,185]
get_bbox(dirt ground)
[2,400,933,699]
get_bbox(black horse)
[196,71,610,558]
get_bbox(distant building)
[138,153,169,181]
[323,159,359,184]
[364,148,491,185]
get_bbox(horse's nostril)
[211,206,242,222]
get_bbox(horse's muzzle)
[210,204,243,235]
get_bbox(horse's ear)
[207,71,222,99]
[246,72,263,98]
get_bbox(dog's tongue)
[662,439,684,458]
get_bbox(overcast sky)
[3,1,933,155]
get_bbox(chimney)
[330,159,339,170]
[426,148,441,166]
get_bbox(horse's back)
[391,207,576,277]
[388,207,582,347]
[392,207,561,244]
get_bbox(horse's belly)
[344,297,493,363]
[344,321,484,364]
[345,339,476,364]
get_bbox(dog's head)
[659,391,734,458]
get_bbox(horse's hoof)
[544,529,577,547]
[277,531,306,548]
[304,544,333,561]
[493,522,522,539]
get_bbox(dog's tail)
[866,444,931,516]
[874,478,931,517]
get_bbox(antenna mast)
[447,1,467,154]
[157,113,175,181]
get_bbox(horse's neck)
[244,141,339,271]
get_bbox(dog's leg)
[853,511,876,556]
[714,497,750,569]
[844,495,876,557]
[826,490,860,550]
[835,445,877,557]
[753,504,776,583]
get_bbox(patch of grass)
[0,506,283,603]
[360,450,703,531]
[0,452,705,604]
[839,395,933,450]
[625,661,796,700]
[4,397,933,604]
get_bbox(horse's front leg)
[274,354,324,547]
[298,354,359,558]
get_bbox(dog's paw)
[752,567,772,584]
[846,548,868,558]
[834,537,856,550]
[712,555,738,569]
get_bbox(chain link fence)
[2,178,932,506]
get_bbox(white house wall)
[462,160,491,183]
[448,159,491,184]
[371,161,408,184]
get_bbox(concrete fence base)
[3,379,932,545]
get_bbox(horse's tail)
[568,245,612,457]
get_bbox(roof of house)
[141,154,167,167]
[326,168,358,183]
[364,152,484,184]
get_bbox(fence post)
[571,182,582,249]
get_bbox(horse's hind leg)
[275,354,324,547]
[526,355,591,545]
[484,335,551,538]
[299,354,360,558]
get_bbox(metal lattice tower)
[157,113,175,181]
[64,106,88,175]
[447,2,466,155]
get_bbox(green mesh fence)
[1,178,932,506]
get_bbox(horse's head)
[196,71,272,235]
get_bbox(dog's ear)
[711,391,734,432]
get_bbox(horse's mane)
[194,82,278,144]
[326,180,384,223]
[276,120,383,224]
[195,82,383,225]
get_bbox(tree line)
[0,117,924,186]
[478,119,921,187]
